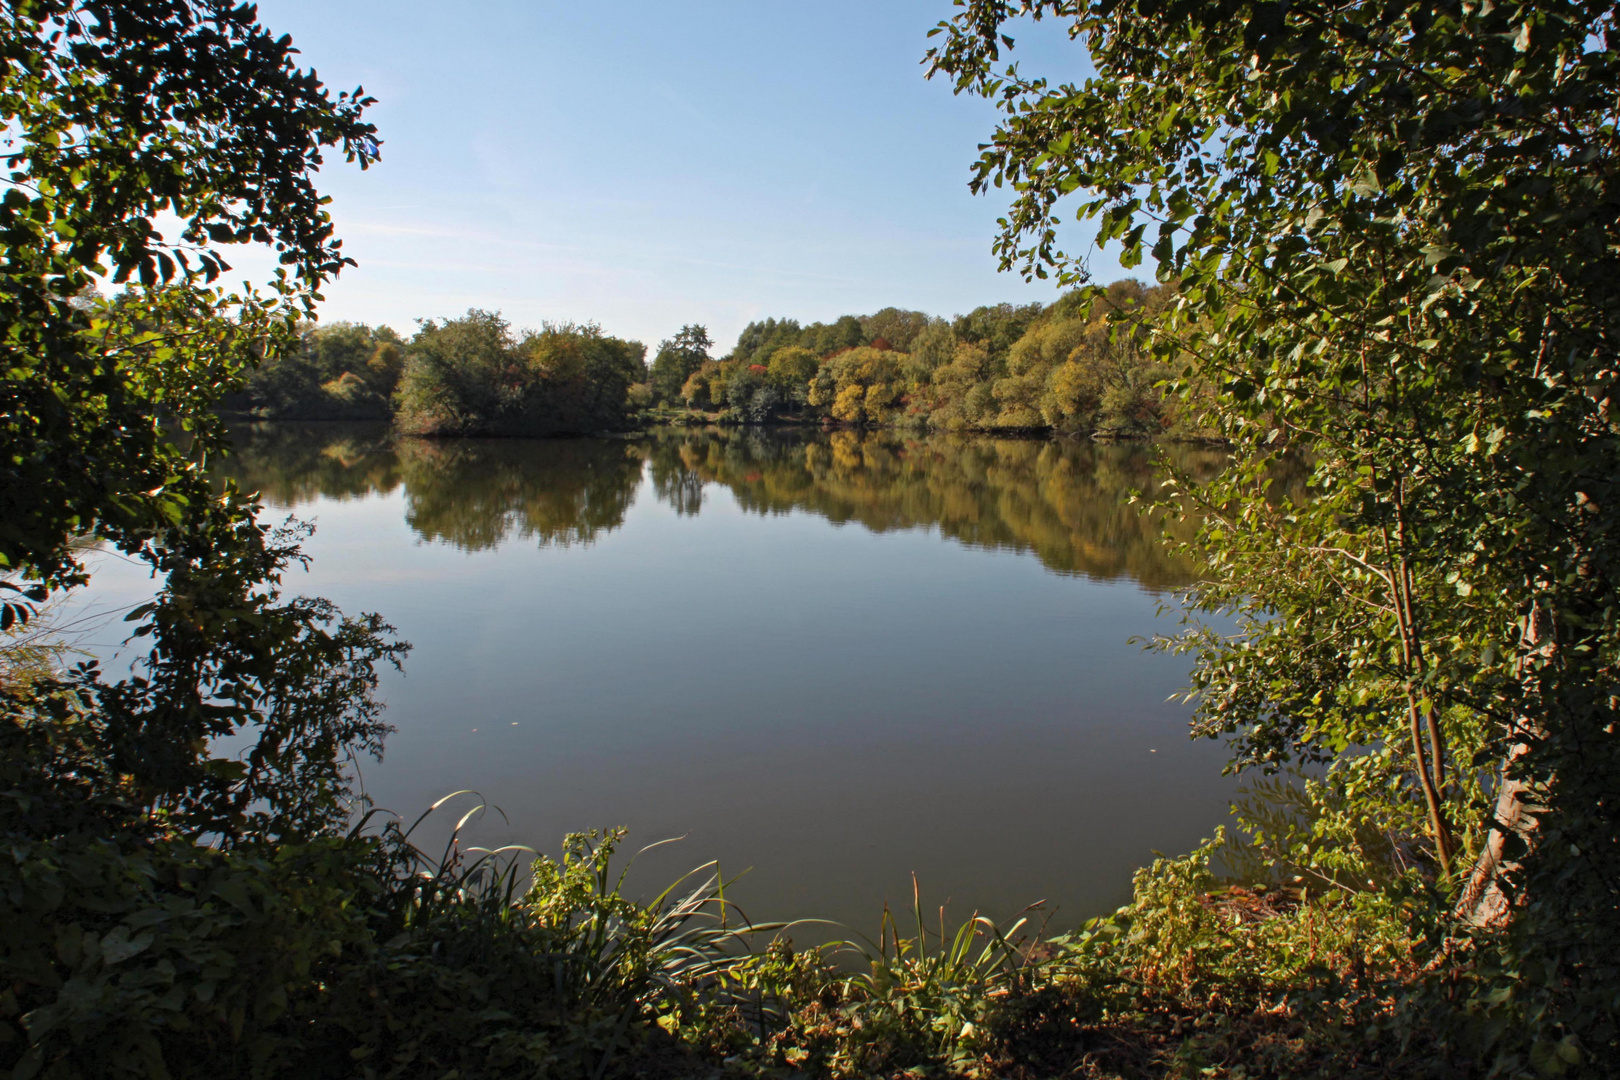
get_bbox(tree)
[394,309,518,435]
[950,302,1044,362]
[766,345,821,405]
[649,323,712,402]
[930,0,1620,1061]
[810,347,909,426]
[817,314,867,355]
[906,320,956,382]
[395,312,645,436]
[680,359,727,410]
[0,5,411,1074]
[0,0,378,596]
[729,317,798,367]
[520,321,647,433]
[860,308,933,353]
[229,321,404,419]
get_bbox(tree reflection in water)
[645,429,1222,590]
[224,421,401,505]
[396,439,644,550]
[222,423,1224,587]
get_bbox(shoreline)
[221,410,1231,447]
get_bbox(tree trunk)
[1456,742,1535,926]
[1456,602,1552,926]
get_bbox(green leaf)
[100,928,155,966]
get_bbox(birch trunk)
[1457,603,1552,926]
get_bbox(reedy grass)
[831,874,1052,1057]
[343,800,1452,1079]
[356,793,790,1075]
[357,794,1068,1075]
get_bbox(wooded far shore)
[224,279,1213,441]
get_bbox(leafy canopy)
[0,0,378,592]
[929,0,1620,1062]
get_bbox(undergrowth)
[685,833,1464,1080]
[272,817,1544,1079]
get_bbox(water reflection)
[214,421,1237,928]
[645,429,1220,589]
[225,423,1220,588]
[396,439,645,550]
[225,422,401,504]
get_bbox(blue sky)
[253,1,1121,353]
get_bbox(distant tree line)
[226,310,647,436]
[648,279,1208,437]
[231,281,1207,439]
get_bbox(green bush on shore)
[393,312,646,438]
[231,313,648,437]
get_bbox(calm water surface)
[98,424,1238,933]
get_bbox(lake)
[84,424,1237,936]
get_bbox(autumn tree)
[649,323,712,403]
